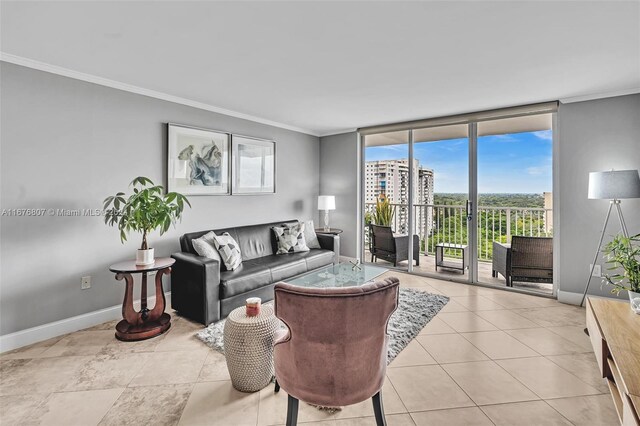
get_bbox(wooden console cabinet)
[586,298,640,426]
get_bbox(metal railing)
[365,203,553,261]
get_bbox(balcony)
[364,203,553,295]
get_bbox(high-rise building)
[365,159,434,235]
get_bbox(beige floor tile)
[257,386,334,425]
[0,356,93,396]
[546,394,619,426]
[442,361,538,405]
[505,328,590,356]
[84,319,120,331]
[512,306,586,327]
[335,413,415,425]
[411,406,493,426]
[546,325,593,351]
[545,353,609,393]
[155,318,208,354]
[64,352,150,391]
[480,292,546,309]
[0,394,49,424]
[39,331,115,357]
[333,381,406,419]
[438,300,470,313]
[497,357,601,399]
[417,317,456,335]
[388,340,437,367]
[100,383,193,426]
[474,309,540,329]
[427,283,479,297]
[450,295,507,311]
[198,350,231,382]
[1,336,63,360]
[129,350,207,387]
[387,365,474,412]
[179,381,258,426]
[99,332,166,355]
[22,388,124,426]
[437,312,498,332]
[461,330,539,359]
[480,400,572,425]
[416,334,488,364]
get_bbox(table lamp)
[318,195,336,232]
[581,169,640,307]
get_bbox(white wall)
[556,94,640,303]
[0,63,320,335]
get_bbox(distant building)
[365,159,434,234]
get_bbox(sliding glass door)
[360,109,555,295]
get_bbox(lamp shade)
[588,170,640,200]
[318,195,336,210]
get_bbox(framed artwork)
[231,135,276,194]
[167,123,231,195]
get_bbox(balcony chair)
[492,236,553,287]
[369,224,420,267]
[273,278,400,426]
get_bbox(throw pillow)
[273,222,310,254]
[192,231,222,263]
[212,232,242,271]
[302,220,321,249]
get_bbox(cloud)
[533,130,552,141]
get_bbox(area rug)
[196,288,449,365]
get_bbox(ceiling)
[1,1,639,137]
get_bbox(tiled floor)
[0,272,618,425]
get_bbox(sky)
[365,130,552,194]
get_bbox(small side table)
[223,305,280,392]
[109,257,175,341]
[315,228,343,235]
[435,243,469,273]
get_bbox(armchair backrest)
[273,277,399,407]
[370,225,395,254]
[511,236,553,270]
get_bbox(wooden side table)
[315,228,343,235]
[109,257,175,341]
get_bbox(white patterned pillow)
[192,231,222,263]
[212,232,242,271]
[273,222,310,254]
[301,220,321,249]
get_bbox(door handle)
[466,200,472,221]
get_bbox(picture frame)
[231,135,276,194]
[167,123,231,195]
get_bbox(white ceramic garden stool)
[223,304,280,392]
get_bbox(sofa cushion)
[212,232,242,271]
[219,260,273,298]
[273,223,310,254]
[301,249,335,270]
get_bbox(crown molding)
[0,52,320,137]
[318,128,358,138]
[559,87,640,104]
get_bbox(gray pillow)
[302,220,321,249]
[192,231,222,263]
[273,222,310,254]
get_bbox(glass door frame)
[358,113,558,297]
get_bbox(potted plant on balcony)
[373,195,395,228]
[103,176,191,265]
[601,233,640,314]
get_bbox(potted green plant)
[103,176,191,265]
[372,195,395,227]
[601,233,640,314]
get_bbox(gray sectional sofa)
[171,220,340,325]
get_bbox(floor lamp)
[580,169,640,308]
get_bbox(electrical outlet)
[590,264,602,277]
[81,276,91,289]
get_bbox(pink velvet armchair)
[273,277,400,426]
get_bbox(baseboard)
[0,292,171,353]
[557,289,621,306]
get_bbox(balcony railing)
[364,203,553,261]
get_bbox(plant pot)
[136,248,155,266]
[629,291,640,315]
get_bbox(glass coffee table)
[288,263,388,288]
